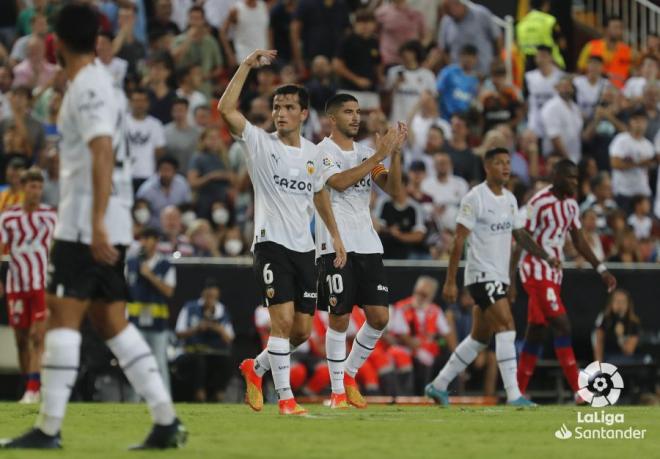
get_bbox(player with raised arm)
[1,4,186,450]
[315,94,407,409]
[514,159,617,403]
[0,168,56,404]
[425,148,559,407]
[217,49,347,416]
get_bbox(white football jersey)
[241,122,339,252]
[55,62,133,246]
[315,138,384,257]
[456,182,524,286]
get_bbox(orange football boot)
[329,392,350,409]
[239,359,263,411]
[344,374,367,409]
[278,398,308,415]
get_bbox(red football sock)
[517,341,542,394]
[554,341,579,393]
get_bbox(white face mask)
[224,239,243,256]
[181,211,196,227]
[134,208,150,224]
[212,208,230,226]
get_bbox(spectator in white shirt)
[524,45,564,138]
[574,55,610,119]
[127,87,167,191]
[406,89,452,158]
[95,31,128,88]
[176,64,208,127]
[623,54,658,103]
[609,107,657,212]
[421,151,469,232]
[627,195,653,240]
[220,0,269,68]
[541,74,583,163]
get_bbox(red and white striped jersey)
[0,204,57,293]
[519,186,581,285]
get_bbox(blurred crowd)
[1,0,660,263]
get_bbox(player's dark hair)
[272,85,309,110]
[325,93,358,114]
[460,44,478,56]
[552,158,577,177]
[20,167,44,184]
[399,40,424,63]
[157,155,179,170]
[172,97,189,107]
[484,147,510,162]
[54,3,100,54]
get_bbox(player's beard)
[339,124,358,139]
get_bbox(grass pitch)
[0,403,657,459]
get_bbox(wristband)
[596,263,608,274]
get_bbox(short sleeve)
[412,201,427,233]
[152,119,166,148]
[315,152,340,192]
[455,191,478,230]
[163,265,176,288]
[239,121,268,162]
[436,310,451,336]
[76,83,115,144]
[175,305,190,333]
[541,102,562,138]
[514,202,526,230]
[609,134,626,158]
[654,129,660,152]
[568,200,581,230]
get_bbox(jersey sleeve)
[0,214,8,245]
[456,191,478,230]
[568,200,581,230]
[239,121,265,161]
[314,151,340,192]
[76,82,116,145]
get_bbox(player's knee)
[29,330,44,349]
[14,330,29,348]
[290,329,311,347]
[328,313,350,332]
[365,307,389,330]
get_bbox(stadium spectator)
[41,149,58,208]
[608,228,640,263]
[145,52,177,125]
[137,156,192,229]
[438,0,501,77]
[389,276,455,394]
[193,105,212,130]
[16,0,54,37]
[573,56,610,120]
[333,9,382,111]
[269,0,296,64]
[159,205,194,257]
[593,289,641,364]
[581,84,627,172]
[186,218,220,257]
[436,44,479,121]
[516,0,565,71]
[524,45,563,140]
[220,0,270,69]
[580,209,606,262]
[202,0,236,31]
[540,75,583,163]
[0,66,12,118]
[406,91,451,159]
[175,64,208,127]
[578,16,633,89]
[95,31,128,88]
[171,6,223,98]
[627,195,653,240]
[479,63,523,132]
[290,0,350,73]
[164,98,200,175]
[132,198,151,238]
[126,227,176,393]
[406,160,434,216]
[375,0,425,68]
[0,86,45,162]
[305,56,336,113]
[175,279,235,402]
[148,0,181,37]
[374,177,427,259]
[515,129,541,180]
[11,37,57,91]
[444,114,482,184]
[639,83,660,141]
[623,54,658,103]
[9,13,50,66]
[608,107,655,213]
[421,151,469,232]
[385,41,436,124]
[580,172,618,233]
[187,128,233,220]
[127,87,166,192]
[113,3,147,83]
[220,225,246,257]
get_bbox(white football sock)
[267,336,293,400]
[431,335,487,391]
[495,331,522,402]
[106,324,175,425]
[36,328,81,436]
[254,349,270,377]
[325,328,347,394]
[345,323,383,378]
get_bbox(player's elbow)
[327,176,348,192]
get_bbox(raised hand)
[243,49,278,69]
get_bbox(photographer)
[125,227,176,393]
[175,279,235,402]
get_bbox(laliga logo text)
[554,362,647,441]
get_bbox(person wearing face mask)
[221,226,245,257]
[136,156,192,229]
[540,75,583,164]
[132,199,151,239]
[125,227,177,394]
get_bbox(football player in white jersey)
[1,4,185,450]
[314,94,407,409]
[425,147,559,407]
[218,49,347,416]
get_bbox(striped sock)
[345,323,382,378]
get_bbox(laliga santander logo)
[577,361,624,407]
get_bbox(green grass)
[0,403,657,459]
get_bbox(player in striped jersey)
[0,168,56,404]
[514,159,617,403]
